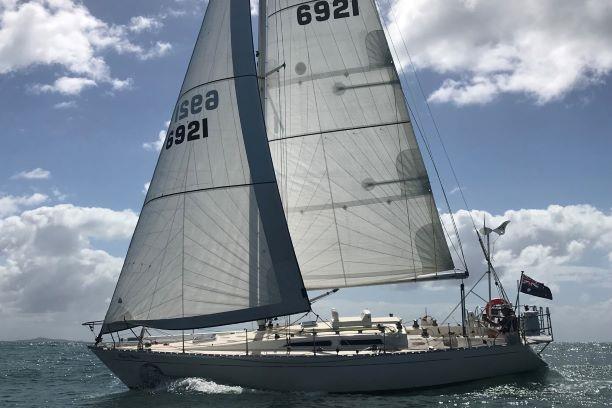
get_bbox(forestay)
[264,0,458,289]
[101,0,309,335]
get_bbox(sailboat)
[86,0,554,392]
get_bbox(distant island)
[1,337,88,343]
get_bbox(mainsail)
[101,0,309,335]
[263,0,459,289]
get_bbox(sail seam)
[178,74,258,101]
[288,193,428,213]
[268,120,411,142]
[372,0,457,275]
[144,181,276,207]
[267,1,316,18]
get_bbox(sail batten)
[268,119,411,141]
[264,0,456,290]
[101,0,309,335]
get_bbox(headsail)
[101,0,309,335]
[264,0,459,289]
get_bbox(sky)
[0,0,611,342]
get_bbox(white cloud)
[0,198,610,340]
[387,0,612,105]
[139,41,172,60]
[110,77,133,92]
[53,100,77,109]
[33,76,96,95]
[443,204,612,291]
[554,298,612,341]
[143,121,170,152]
[448,185,464,195]
[160,0,211,19]
[0,193,48,217]
[11,167,51,180]
[0,0,172,95]
[143,181,150,194]
[128,16,163,33]
[0,203,137,319]
[51,188,67,201]
[317,204,612,341]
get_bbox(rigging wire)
[381,0,480,235]
[441,271,488,324]
[380,1,510,304]
[376,0,467,271]
[366,0,461,274]
[376,0,523,308]
[381,1,516,302]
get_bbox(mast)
[485,217,492,302]
[257,0,267,105]
[252,0,267,325]
[460,282,466,337]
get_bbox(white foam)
[169,378,244,394]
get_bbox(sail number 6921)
[297,0,360,25]
[166,119,208,150]
[166,89,218,150]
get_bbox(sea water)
[0,341,610,407]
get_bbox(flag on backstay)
[520,274,553,300]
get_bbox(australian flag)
[520,274,553,300]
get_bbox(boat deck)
[101,314,552,358]
[107,324,518,357]
[110,339,497,357]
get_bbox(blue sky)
[1,0,611,341]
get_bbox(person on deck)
[484,305,517,332]
[499,307,518,334]
[483,305,519,344]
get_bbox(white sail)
[101,0,309,335]
[264,0,458,289]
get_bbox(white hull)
[90,343,546,392]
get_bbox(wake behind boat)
[85,0,554,392]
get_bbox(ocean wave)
[168,378,244,395]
